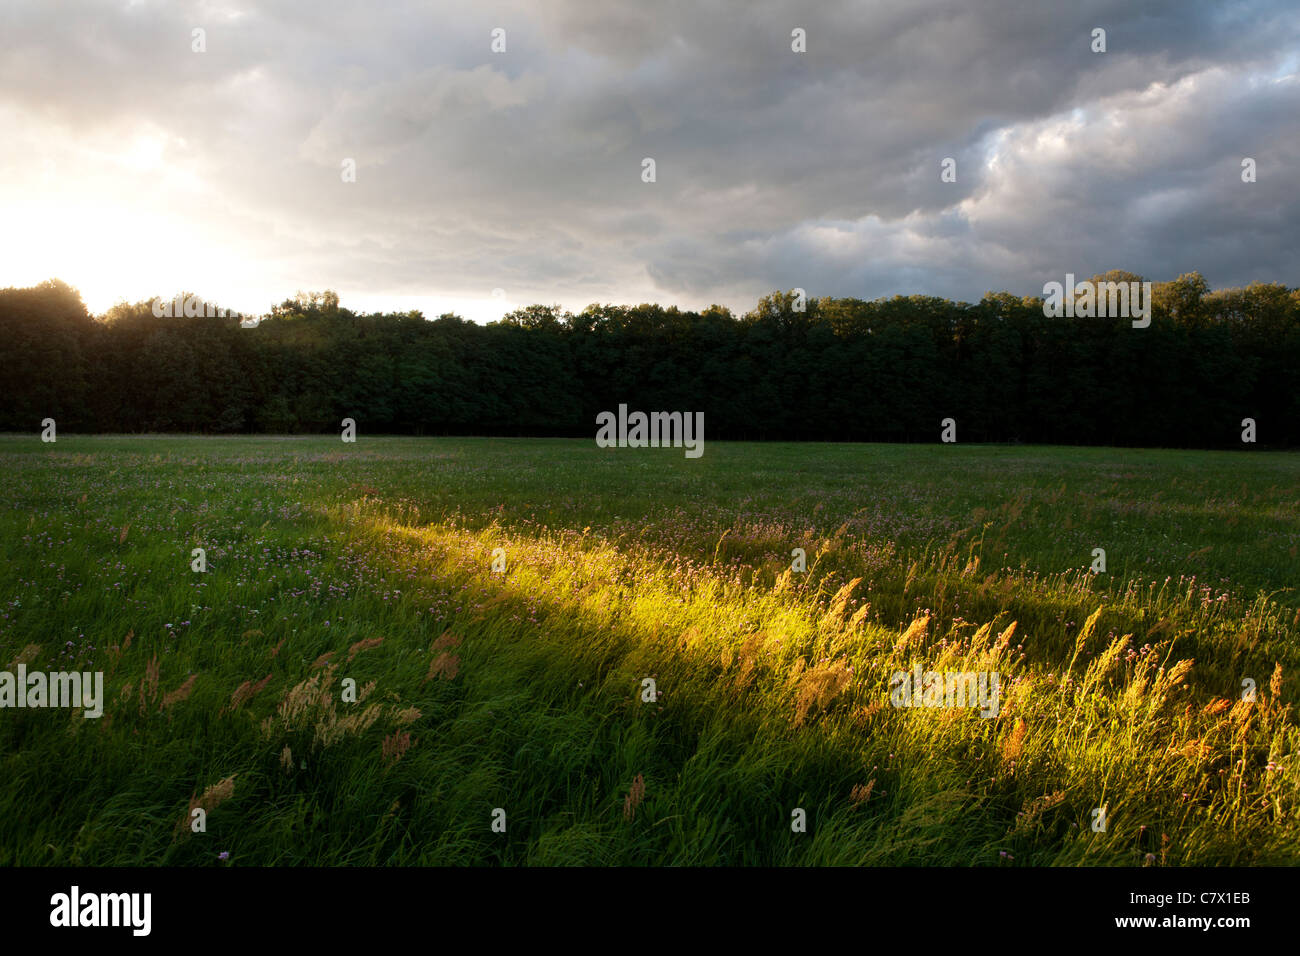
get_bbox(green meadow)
[0,435,1297,865]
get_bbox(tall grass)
[0,435,1295,865]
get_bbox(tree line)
[2,271,1296,447]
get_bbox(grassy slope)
[0,435,1297,865]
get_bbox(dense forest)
[2,271,1297,447]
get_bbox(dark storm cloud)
[1,0,1296,315]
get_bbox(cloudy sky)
[1,0,1296,321]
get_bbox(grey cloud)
[1,0,1296,315]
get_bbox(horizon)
[11,266,1283,325]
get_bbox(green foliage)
[1,274,1298,445]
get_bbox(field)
[1,435,1297,865]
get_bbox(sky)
[1,0,1297,322]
